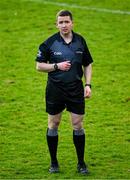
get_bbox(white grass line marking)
[27,0,130,15]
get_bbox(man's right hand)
[57,61,71,71]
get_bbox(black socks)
[47,128,85,165]
[46,128,58,164]
[73,129,85,165]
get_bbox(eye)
[59,21,63,24]
[65,21,69,23]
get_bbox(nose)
[62,22,66,27]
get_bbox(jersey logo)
[37,50,42,57]
[76,51,83,54]
[54,51,62,55]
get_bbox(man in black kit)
[36,10,93,174]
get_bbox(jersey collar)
[58,31,76,44]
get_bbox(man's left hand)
[84,86,91,98]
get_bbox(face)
[56,16,73,35]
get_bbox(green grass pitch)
[0,0,130,179]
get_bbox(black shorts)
[45,80,85,115]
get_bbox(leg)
[48,113,62,129]
[71,112,85,164]
[47,113,62,173]
[71,112,83,130]
[71,113,88,174]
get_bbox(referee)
[36,10,93,174]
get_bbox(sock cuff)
[73,129,85,136]
[47,128,58,136]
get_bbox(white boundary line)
[27,0,130,15]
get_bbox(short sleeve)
[82,38,93,66]
[35,43,49,63]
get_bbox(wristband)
[54,63,58,70]
[85,83,91,88]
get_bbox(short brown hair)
[56,10,73,21]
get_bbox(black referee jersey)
[36,31,93,83]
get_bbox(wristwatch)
[85,83,92,88]
[54,63,58,70]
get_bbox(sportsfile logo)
[54,51,62,55]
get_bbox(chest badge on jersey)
[54,51,62,55]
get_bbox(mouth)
[62,28,68,32]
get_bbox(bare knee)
[72,119,82,130]
[71,113,84,130]
[48,113,61,129]
[48,118,60,129]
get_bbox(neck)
[60,31,73,43]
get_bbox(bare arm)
[36,62,55,72]
[83,63,92,98]
[36,61,71,72]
